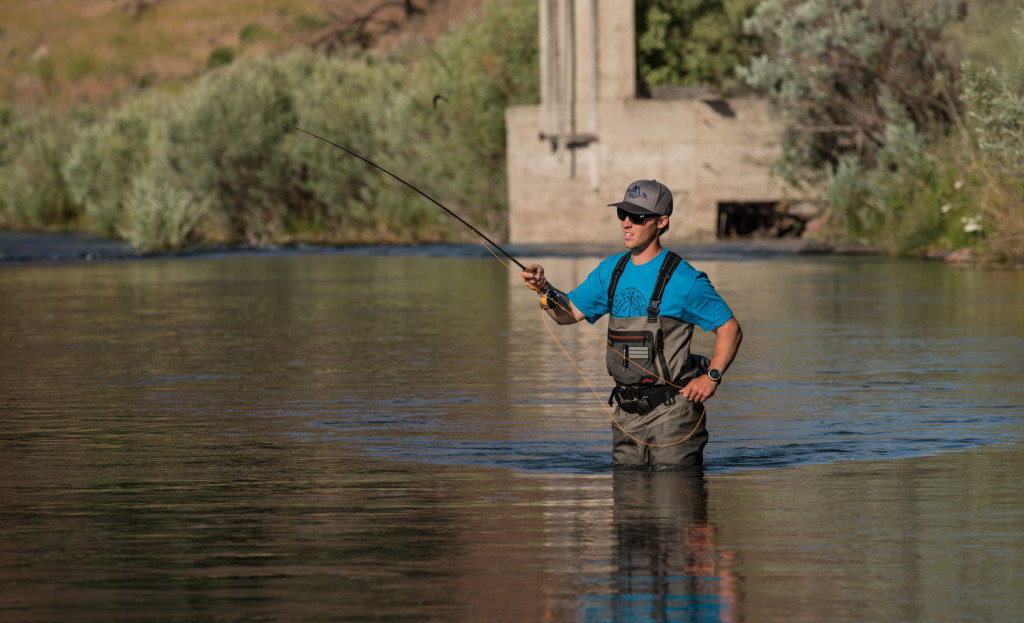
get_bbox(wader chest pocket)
[607,330,660,385]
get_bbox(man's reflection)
[609,468,739,622]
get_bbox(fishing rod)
[280,122,527,272]
[153,2,524,271]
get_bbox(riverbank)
[0,230,310,265]
[0,231,139,264]
[2,229,1016,267]
[0,230,821,266]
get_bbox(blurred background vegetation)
[739,0,1024,261]
[0,0,1022,262]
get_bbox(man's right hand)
[521,264,547,292]
[522,264,584,325]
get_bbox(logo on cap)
[626,184,647,201]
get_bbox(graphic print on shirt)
[612,288,648,317]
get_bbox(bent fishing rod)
[153,3,524,272]
[281,122,527,272]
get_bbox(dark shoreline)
[0,231,140,264]
[0,231,301,266]
[0,230,829,266]
[2,229,1009,267]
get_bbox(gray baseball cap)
[608,179,673,216]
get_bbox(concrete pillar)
[595,1,635,102]
[539,1,636,148]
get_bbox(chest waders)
[606,251,708,416]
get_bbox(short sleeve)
[679,273,734,332]
[567,256,618,323]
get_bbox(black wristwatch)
[707,369,722,383]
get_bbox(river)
[1,243,1022,622]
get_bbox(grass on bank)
[0,0,328,110]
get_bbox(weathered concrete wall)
[507,0,806,245]
[507,95,791,244]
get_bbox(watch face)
[708,369,722,382]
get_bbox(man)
[521,179,742,468]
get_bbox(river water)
[1,244,1022,622]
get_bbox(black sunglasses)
[617,208,657,225]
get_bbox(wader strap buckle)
[609,385,678,416]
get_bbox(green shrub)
[165,54,304,244]
[397,0,539,237]
[280,49,435,240]
[0,105,81,227]
[4,0,541,248]
[63,94,169,235]
[279,0,539,242]
[742,0,1024,258]
[636,0,762,95]
[739,0,965,187]
[119,169,208,252]
[208,47,235,70]
[961,56,1024,258]
[824,117,987,256]
[962,61,1024,174]
[239,23,266,43]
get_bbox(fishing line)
[155,3,700,447]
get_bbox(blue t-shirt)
[568,249,733,332]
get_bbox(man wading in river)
[521,180,743,468]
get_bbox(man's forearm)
[709,318,743,373]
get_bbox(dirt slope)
[0,0,487,109]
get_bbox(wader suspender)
[647,252,681,323]
[606,251,683,320]
[607,253,630,311]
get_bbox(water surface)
[1,246,1022,621]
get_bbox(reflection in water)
[588,469,738,623]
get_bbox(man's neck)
[630,239,663,265]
